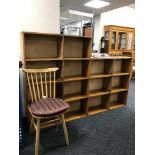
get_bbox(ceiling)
[60,0,135,26]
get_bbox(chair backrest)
[23,68,59,102]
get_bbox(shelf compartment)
[26,60,63,79]
[90,59,113,76]
[109,91,128,109]
[63,36,91,58]
[24,33,63,59]
[88,95,109,115]
[113,58,132,74]
[63,60,89,78]
[89,77,111,97]
[111,75,130,91]
[65,99,88,120]
[64,80,89,102]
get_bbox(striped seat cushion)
[28,98,69,116]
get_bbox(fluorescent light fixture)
[60,17,68,20]
[84,0,110,9]
[69,9,94,18]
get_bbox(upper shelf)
[25,58,63,61]
[91,56,132,60]
[64,58,90,60]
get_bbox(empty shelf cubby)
[64,99,88,120]
[88,95,109,114]
[111,75,130,92]
[89,77,111,97]
[90,59,113,77]
[63,60,89,79]
[63,80,88,102]
[113,58,132,75]
[109,91,128,109]
[24,33,63,59]
[63,36,91,58]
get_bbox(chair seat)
[28,98,69,117]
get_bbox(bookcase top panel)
[22,31,92,39]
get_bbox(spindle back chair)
[23,68,69,155]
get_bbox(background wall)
[93,15,101,51]
[93,5,135,51]
[19,0,60,33]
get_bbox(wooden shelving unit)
[22,32,132,122]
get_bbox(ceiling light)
[60,17,68,20]
[69,10,94,18]
[84,0,110,9]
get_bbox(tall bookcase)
[22,32,132,123]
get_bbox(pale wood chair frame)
[23,68,69,155]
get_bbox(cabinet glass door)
[127,32,133,50]
[105,31,109,40]
[118,32,127,50]
[111,31,116,49]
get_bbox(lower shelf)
[65,111,87,122]
[88,106,108,115]
[109,103,125,110]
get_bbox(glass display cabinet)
[104,25,135,56]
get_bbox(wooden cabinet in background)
[104,25,135,57]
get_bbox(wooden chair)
[23,68,70,155]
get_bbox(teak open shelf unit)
[22,32,132,123]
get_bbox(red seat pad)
[28,98,69,116]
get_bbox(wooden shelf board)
[109,103,126,110]
[89,90,110,97]
[90,74,112,79]
[91,56,131,60]
[64,76,88,82]
[64,58,90,60]
[66,113,87,122]
[64,94,88,102]
[88,108,108,115]
[111,88,128,93]
[23,31,63,37]
[26,57,62,61]
[63,34,92,39]
[113,72,129,76]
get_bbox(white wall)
[19,0,60,33]
[93,15,102,51]
[93,5,135,51]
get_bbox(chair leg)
[61,114,69,145]
[29,117,34,134]
[35,119,40,155]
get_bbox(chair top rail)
[23,68,59,73]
